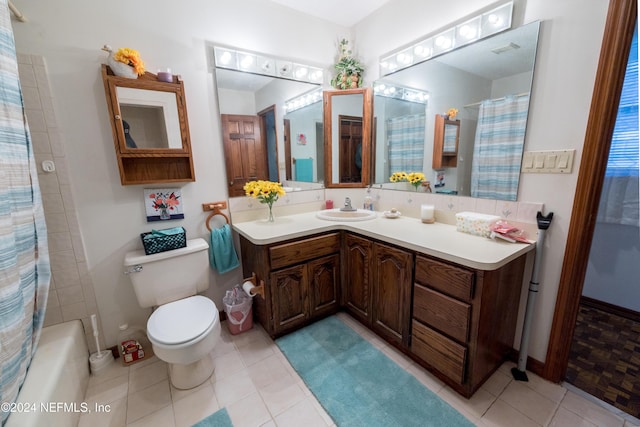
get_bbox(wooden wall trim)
[543,0,637,383]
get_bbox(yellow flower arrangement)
[389,172,408,183]
[113,47,145,76]
[407,172,426,190]
[389,171,425,191]
[446,108,458,119]
[243,180,286,221]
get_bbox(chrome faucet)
[340,197,356,211]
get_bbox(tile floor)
[78,313,640,427]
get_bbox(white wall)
[12,0,347,347]
[12,0,612,366]
[355,0,610,362]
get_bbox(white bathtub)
[5,320,90,427]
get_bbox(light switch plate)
[521,149,575,174]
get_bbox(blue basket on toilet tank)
[140,227,187,255]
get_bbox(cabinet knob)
[229,181,234,186]
[115,114,121,120]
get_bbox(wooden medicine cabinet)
[432,114,460,169]
[101,64,195,185]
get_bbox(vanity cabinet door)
[308,254,340,318]
[343,234,374,325]
[271,264,309,334]
[372,243,413,347]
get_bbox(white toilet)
[124,237,221,389]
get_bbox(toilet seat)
[147,295,216,345]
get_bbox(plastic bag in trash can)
[223,285,253,331]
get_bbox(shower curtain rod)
[463,92,529,108]
[9,1,26,22]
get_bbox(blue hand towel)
[209,224,240,274]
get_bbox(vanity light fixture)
[379,0,513,76]
[213,45,324,85]
[283,87,323,114]
[373,82,429,105]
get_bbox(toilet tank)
[124,238,210,308]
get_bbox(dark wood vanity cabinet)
[343,233,412,348]
[343,234,373,324]
[241,228,528,399]
[410,254,527,397]
[240,233,340,337]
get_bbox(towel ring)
[204,203,229,231]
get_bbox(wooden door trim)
[544,0,636,382]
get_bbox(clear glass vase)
[266,203,274,222]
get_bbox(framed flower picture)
[144,188,184,222]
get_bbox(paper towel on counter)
[455,212,501,238]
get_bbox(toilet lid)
[147,295,217,345]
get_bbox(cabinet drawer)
[415,255,474,302]
[270,233,340,269]
[413,284,470,343]
[411,320,467,384]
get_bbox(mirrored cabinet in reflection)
[433,114,460,169]
[101,64,194,185]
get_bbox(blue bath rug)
[276,316,475,427]
[192,407,233,427]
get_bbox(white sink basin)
[316,209,377,222]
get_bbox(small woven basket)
[140,227,186,255]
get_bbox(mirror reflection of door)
[258,105,279,182]
[339,115,363,183]
[221,114,265,197]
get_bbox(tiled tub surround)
[17,54,103,353]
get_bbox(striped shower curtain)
[470,95,530,200]
[387,113,425,174]
[0,1,51,422]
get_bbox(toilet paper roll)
[242,281,256,297]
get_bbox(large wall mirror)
[214,64,323,196]
[324,88,373,188]
[373,21,540,200]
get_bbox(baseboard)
[581,296,640,322]
[508,349,545,379]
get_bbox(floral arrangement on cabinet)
[389,171,426,191]
[445,108,458,120]
[331,39,364,90]
[102,45,146,78]
[243,180,286,222]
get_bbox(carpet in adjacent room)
[276,316,474,427]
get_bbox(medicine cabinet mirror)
[373,20,540,200]
[433,115,460,168]
[324,88,373,188]
[101,65,194,185]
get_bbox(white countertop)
[232,211,535,271]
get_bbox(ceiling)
[267,0,392,27]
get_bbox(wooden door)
[338,115,362,183]
[271,264,308,333]
[308,254,340,318]
[372,242,412,347]
[221,114,266,197]
[343,234,373,325]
